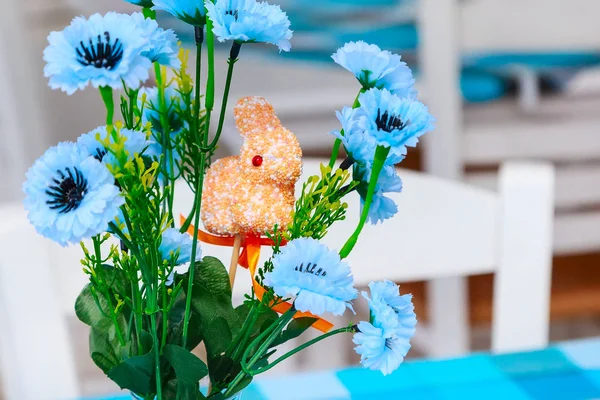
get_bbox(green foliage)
[108,347,156,396]
[287,164,357,240]
[270,317,318,348]
[163,345,208,400]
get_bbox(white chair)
[418,0,600,359]
[0,158,554,399]
[0,205,79,400]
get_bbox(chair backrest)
[419,0,600,254]
[0,205,79,400]
[0,158,554,399]
[303,159,554,353]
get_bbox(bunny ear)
[234,96,282,138]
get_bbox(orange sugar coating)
[201,96,303,236]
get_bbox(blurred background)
[2,0,600,397]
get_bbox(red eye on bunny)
[252,155,263,167]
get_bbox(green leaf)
[108,348,155,396]
[207,355,241,388]
[183,258,237,355]
[165,290,203,350]
[270,317,317,348]
[223,375,252,399]
[89,326,123,373]
[204,317,232,359]
[76,282,129,374]
[75,284,112,329]
[163,345,208,400]
[188,257,236,329]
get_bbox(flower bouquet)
[23,0,433,398]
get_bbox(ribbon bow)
[181,215,334,333]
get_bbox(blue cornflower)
[23,142,124,246]
[264,238,357,316]
[44,13,152,94]
[207,0,293,52]
[355,166,403,225]
[359,88,434,152]
[331,107,386,167]
[332,41,415,98]
[153,0,206,26]
[131,13,181,69]
[332,89,434,166]
[159,228,203,265]
[77,126,156,166]
[126,0,154,6]
[353,281,416,375]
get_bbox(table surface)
[99,337,600,400]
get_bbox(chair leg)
[425,276,470,357]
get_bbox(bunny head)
[235,97,302,186]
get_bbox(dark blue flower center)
[93,147,107,162]
[294,262,327,277]
[375,109,407,133]
[225,9,239,20]
[76,31,124,70]
[46,167,88,214]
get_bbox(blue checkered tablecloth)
[97,337,600,400]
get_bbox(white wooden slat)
[460,0,600,52]
[492,163,554,353]
[466,164,600,210]
[419,0,469,357]
[554,212,600,255]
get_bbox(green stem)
[99,86,115,127]
[193,27,203,140]
[247,326,354,375]
[182,165,204,347]
[161,271,168,350]
[182,29,209,345]
[154,63,174,222]
[339,145,390,259]
[142,7,156,19]
[225,310,295,397]
[150,310,163,399]
[131,280,143,356]
[93,236,125,346]
[205,18,215,115]
[228,304,259,361]
[328,139,342,168]
[203,42,240,151]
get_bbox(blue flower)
[131,13,181,69]
[355,166,403,225]
[159,228,203,265]
[332,89,434,166]
[153,0,206,26]
[264,238,357,316]
[207,0,293,52]
[331,107,385,167]
[44,13,153,94]
[23,142,124,246]
[332,41,415,98]
[353,281,416,375]
[77,126,156,166]
[359,88,434,152]
[126,0,154,7]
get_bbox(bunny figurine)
[201,96,303,236]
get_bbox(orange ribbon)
[180,215,334,333]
